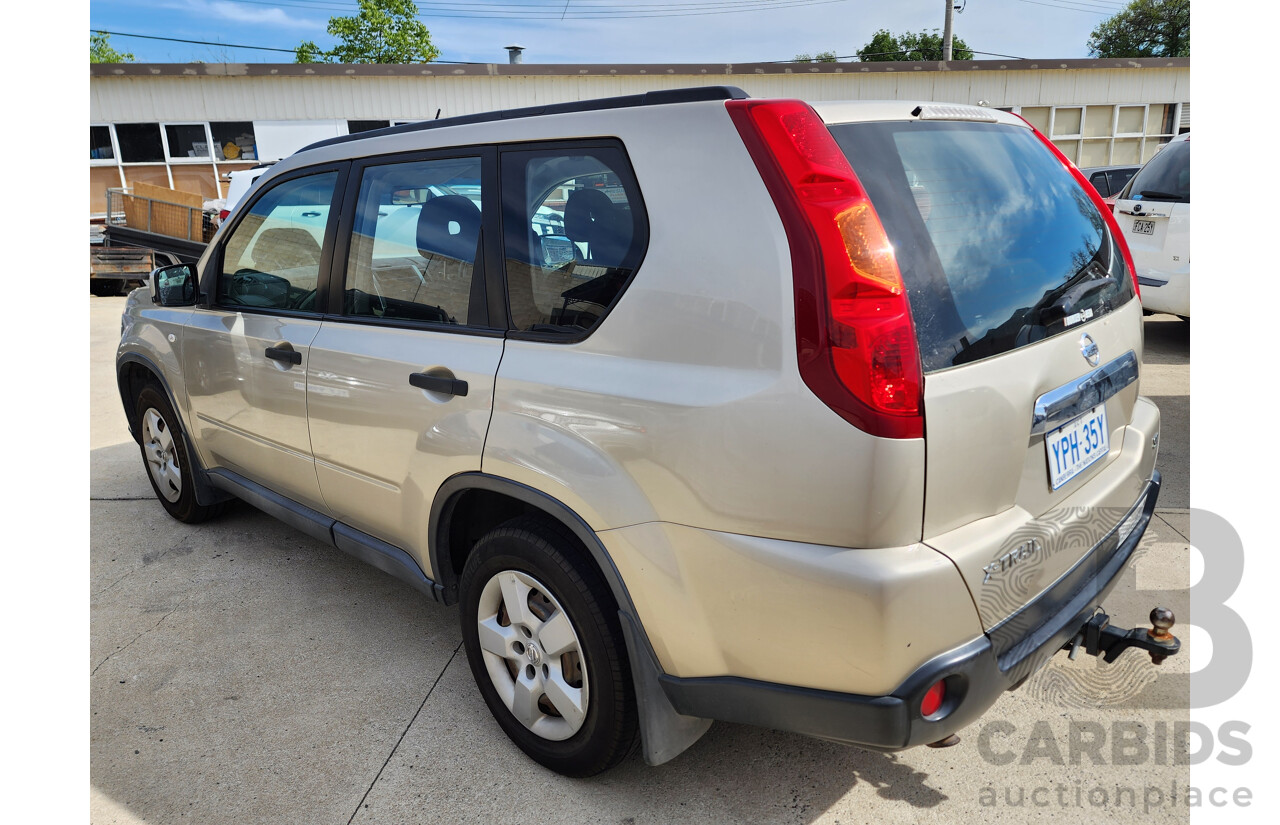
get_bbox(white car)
[218,163,274,223]
[1114,133,1190,318]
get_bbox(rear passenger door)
[306,150,506,570]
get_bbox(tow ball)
[1063,607,1181,665]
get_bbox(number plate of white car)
[1133,219,1155,235]
[1046,405,1109,490]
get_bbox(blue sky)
[88,0,1129,64]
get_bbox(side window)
[501,146,645,333]
[218,171,337,312]
[1088,171,1110,197]
[343,157,486,326]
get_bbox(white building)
[89,57,1190,217]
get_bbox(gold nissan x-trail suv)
[118,88,1171,777]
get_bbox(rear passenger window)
[500,146,645,333]
[342,157,486,326]
[218,171,337,312]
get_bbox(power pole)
[942,0,955,61]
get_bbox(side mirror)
[540,235,577,268]
[150,264,197,307]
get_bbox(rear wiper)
[1138,190,1184,200]
[1029,260,1111,325]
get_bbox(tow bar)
[1063,607,1181,665]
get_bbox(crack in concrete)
[90,600,184,677]
[347,643,462,825]
[1155,512,1190,542]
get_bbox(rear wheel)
[135,384,222,523]
[459,516,637,776]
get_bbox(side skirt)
[206,468,445,602]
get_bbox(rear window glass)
[1120,139,1189,204]
[828,121,1134,373]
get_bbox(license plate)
[1133,219,1155,235]
[1046,405,1109,490]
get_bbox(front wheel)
[134,384,222,523]
[459,516,638,776]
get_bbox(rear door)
[828,117,1145,630]
[306,150,506,571]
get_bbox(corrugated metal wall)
[90,66,1190,123]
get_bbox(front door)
[183,168,343,511]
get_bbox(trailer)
[91,182,215,295]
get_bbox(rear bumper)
[656,471,1161,749]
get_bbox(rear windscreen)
[1120,139,1189,203]
[828,121,1134,373]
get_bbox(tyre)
[135,384,222,523]
[459,516,638,776]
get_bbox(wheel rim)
[141,407,182,503]
[476,569,589,741]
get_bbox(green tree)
[793,50,839,63]
[1087,0,1189,58]
[856,28,973,62]
[296,0,440,64]
[90,31,135,63]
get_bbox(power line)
[1015,0,1117,16]
[89,29,476,61]
[201,0,858,19]
[92,29,298,53]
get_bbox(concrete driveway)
[90,297,1192,824]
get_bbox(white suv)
[1114,132,1191,318]
[118,88,1172,776]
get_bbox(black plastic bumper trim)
[656,473,1161,750]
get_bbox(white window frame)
[161,121,215,163]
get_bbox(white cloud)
[203,1,318,29]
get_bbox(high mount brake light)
[727,99,923,439]
[1015,114,1142,301]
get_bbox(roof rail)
[301,85,751,153]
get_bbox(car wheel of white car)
[459,515,638,777]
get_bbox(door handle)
[409,372,468,397]
[301,211,322,218]
[265,346,302,365]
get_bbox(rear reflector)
[1015,115,1141,301]
[727,99,923,439]
[921,680,947,717]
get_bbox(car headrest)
[563,188,631,267]
[417,195,481,262]
[251,228,322,273]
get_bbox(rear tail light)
[728,99,923,439]
[1016,116,1141,301]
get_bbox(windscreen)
[1120,139,1190,203]
[827,120,1134,373]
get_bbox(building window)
[90,126,115,161]
[211,122,258,161]
[115,123,165,163]
[1013,103,1180,167]
[164,123,212,161]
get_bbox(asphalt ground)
[90,297,1192,824]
